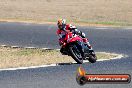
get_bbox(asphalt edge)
[0,44,125,71]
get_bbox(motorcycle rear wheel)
[88,54,97,63]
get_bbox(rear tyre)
[69,45,83,64]
[88,54,97,63]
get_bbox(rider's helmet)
[57,19,66,30]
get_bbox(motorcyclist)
[56,19,93,54]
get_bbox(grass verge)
[1,18,132,27]
[0,46,118,69]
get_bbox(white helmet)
[57,19,66,29]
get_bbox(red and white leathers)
[56,24,92,50]
[57,24,76,45]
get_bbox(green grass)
[1,18,132,26]
[45,19,132,26]
[73,19,132,26]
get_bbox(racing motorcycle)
[59,31,97,64]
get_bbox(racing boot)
[83,38,94,53]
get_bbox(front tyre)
[69,45,83,64]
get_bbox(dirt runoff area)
[0,0,132,26]
[0,46,120,69]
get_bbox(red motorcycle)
[59,31,97,64]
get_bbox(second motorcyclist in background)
[56,19,93,55]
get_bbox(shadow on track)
[57,62,89,65]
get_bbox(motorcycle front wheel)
[69,44,84,64]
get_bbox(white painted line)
[42,48,54,50]
[97,59,109,61]
[0,46,125,71]
[1,45,8,47]
[56,49,60,51]
[0,64,58,71]
[83,60,89,63]
[71,53,124,63]
[25,47,37,49]
[42,48,49,50]
[11,46,20,48]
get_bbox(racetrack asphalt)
[0,22,132,88]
